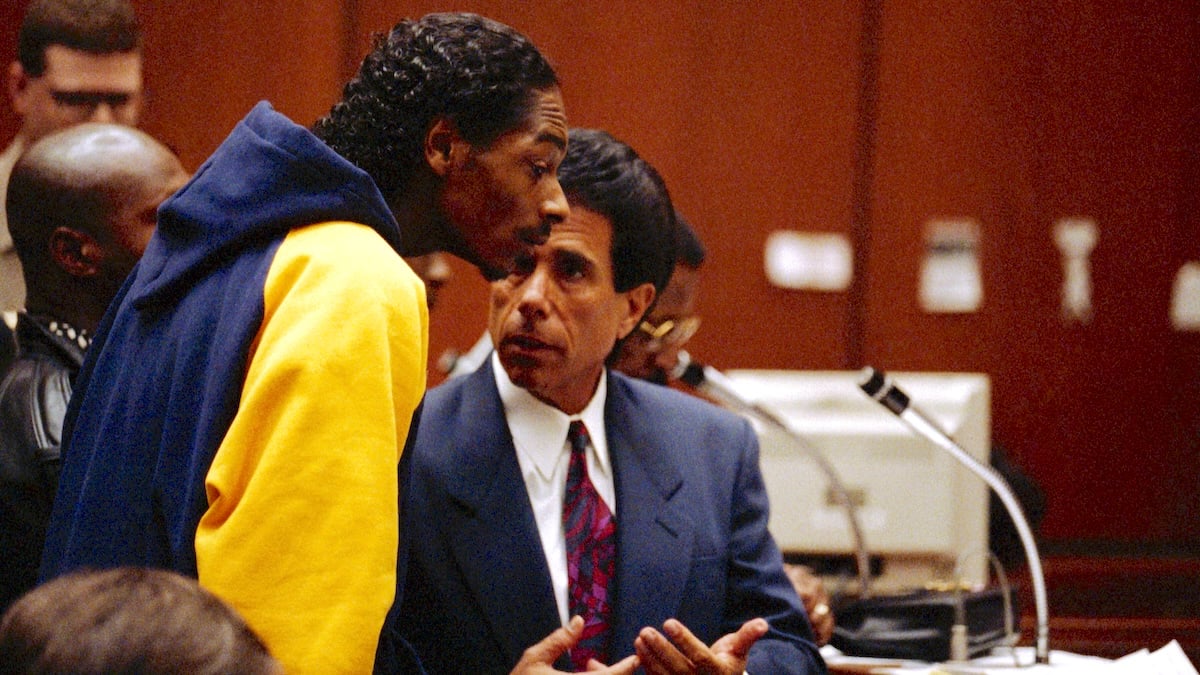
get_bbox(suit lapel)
[605,376,695,659]
[442,363,563,666]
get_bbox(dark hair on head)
[18,0,141,77]
[0,567,279,675]
[673,210,706,268]
[312,12,559,198]
[557,128,677,297]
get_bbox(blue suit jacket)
[396,361,826,674]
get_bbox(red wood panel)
[0,0,31,144]
[135,0,348,171]
[865,0,1199,544]
[1016,555,1200,662]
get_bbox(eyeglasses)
[50,90,137,111]
[636,315,701,353]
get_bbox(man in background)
[609,211,704,386]
[398,128,824,674]
[0,123,186,614]
[40,13,568,674]
[0,0,143,312]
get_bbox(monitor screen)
[724,369,992,592]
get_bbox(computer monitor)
[723,369,992,593]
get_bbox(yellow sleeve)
[195,221,427,675]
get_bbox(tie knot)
[568,420,590,455]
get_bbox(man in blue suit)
[396,128,826,674]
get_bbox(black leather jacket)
[0,313,84,611]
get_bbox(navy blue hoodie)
[41,101,426,673]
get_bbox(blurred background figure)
[609,210,704,386]
[0,566,281,675]
[0,122,186,613]
[0,0,143,314]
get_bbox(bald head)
[7,122,188,329]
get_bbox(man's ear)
[616,282,657,340]
[424,117,468,177]
[49,227,104,277]
[8,62,29,115]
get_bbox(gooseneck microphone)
[859,367,1050,664]
[673,351,873,597]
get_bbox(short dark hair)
[0,567,278,675]
[557,128,677,297]
[312,12,559,199]
[18,0,141,77]
[673,210,706,269]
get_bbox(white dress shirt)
[492,351,615,626]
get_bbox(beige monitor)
[724,369,992,594]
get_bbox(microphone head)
[671,350,707,388]
[859,366,886,397]
[858,366,910,416]
[679,362,706,388]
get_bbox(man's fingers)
[712,617,770,662]
[662,618,714,664]
[519,615,583,664]
[586,654,639,674]
[636,626,692,674]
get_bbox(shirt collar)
[493,351,610,483]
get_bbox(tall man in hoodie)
[40,13,570,675]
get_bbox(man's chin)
[479,262,508,282]
[462,246,511,281]
[498,349,542,375]
[431,222,509,280]
[501,363,545,393]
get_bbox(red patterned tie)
[563,421,615,670]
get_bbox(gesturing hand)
[511,616,640,675]
[633,617,769,675]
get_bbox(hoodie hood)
[131,101,402,308]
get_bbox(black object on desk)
[831,586,1017,662]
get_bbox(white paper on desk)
[942,642,1198,675]
[1113,641,1198,675]
[931,655,1110,674]
[824,643,1197,674]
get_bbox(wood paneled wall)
[864,0,1200,544]
[1,1,1196,551]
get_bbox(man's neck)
[24,298,97,335]
[386,170,441,258]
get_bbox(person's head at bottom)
[0,567,281,675]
